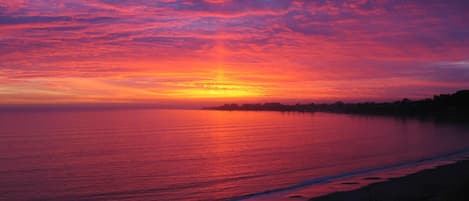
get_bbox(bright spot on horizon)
[1,0,468,105]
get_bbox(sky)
[1,0,468,106]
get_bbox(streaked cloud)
[0,0,468,105]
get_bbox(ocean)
[1,109,469,200]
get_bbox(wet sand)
[309,159,469,201]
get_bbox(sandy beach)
[309,159,469,201]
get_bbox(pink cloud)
[1,0,468,105]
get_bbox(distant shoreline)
[205,90,469,119]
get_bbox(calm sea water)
[1,109,469,201]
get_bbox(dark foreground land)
[310,159,469,201]
[206,90,469,119]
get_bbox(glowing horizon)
[1,1,468,105]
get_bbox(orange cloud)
[1,0,468,106]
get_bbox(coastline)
[243,150,469,201]
[308,158,469,201]
[205,90,469,122]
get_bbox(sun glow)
[2,0,468,104]
[173,69,263,98]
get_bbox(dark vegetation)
[205,90,469,117]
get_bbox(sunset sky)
[1,0,468,106]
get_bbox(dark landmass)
[205,90,469,118]
[309,159,469,201]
